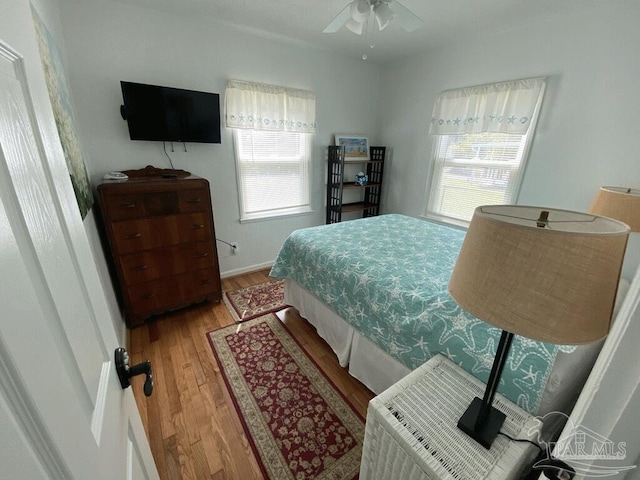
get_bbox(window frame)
[423,86,545,228]
[232,128,313,223]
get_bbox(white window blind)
[226,80,315,221]
[426,78,546,225]
[234,129,311,221]
[427,132,529,224]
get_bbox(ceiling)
[107,0,625,64]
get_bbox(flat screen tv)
[120,81,221,144]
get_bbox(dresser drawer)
[178,188,210,213]
[111,213,211,254]
[102,193,147,220]
[127,267,219,317]
[119,241,215,285]
[188,267,220,298]
[127,277,180,316]
[102,191,180,220]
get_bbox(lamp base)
[457,397,506,449]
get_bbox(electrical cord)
[532,458,576,480]
[499,432,576,480]
[216,238,238,254]
[216,238,235,247]
[163,142,176,169]
[498,432,544,453]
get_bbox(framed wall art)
[335,134,369,160]
[32,6,94,218]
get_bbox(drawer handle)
[198,279,211,285]
[141,293,155,299]
[194,252,208,258]
[191,224,205,229]
[121,203,136,209]
[133,264,148,271]
[186,198,202,203]
[125,233,142,239]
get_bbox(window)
[233,129,311,221]
[225,79,316,222]
[427,131,531,224]
[426,78,546,226]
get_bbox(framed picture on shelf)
[335,134,369,160]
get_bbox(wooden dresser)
[97,169,221,326]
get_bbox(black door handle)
[115,347,153,397]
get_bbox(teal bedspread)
[270,214,567,414]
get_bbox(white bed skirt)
[284,278,620,426]
[284,279,411,394]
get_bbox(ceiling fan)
[323,0,423,35]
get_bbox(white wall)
[376,2,640,280]
[57,0,380,277]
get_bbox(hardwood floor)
[128,268,375,480]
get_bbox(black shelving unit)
[326,145,386,224]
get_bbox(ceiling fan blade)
[387,0,423,32]
[323,4,353,33]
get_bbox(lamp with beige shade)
[589,186,640,232]
[448,205,629,449]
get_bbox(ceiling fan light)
[350,0,371,23]
[375,4,395,31]
[345,18,365,35]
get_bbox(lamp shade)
[449,205,629,345]
[589,186,640,232]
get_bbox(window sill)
[240,207,314,224]
[420,213,469,231]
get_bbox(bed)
[269,214,625,426]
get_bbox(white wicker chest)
[360,354,541,480]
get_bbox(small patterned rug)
[223,279,286,322]
[207,314,365,480]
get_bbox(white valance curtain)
[429,77,547,135]
[225,79,317,133]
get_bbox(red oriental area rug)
[207,314,364,480]
[223,279,286,322]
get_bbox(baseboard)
[220,261,274,279]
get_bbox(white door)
[0,2,159,479]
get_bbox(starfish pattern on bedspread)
[270,214,576,414]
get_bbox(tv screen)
[120,81,221,144]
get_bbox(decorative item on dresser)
[326,144,385,224]
[97,166,222,326]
